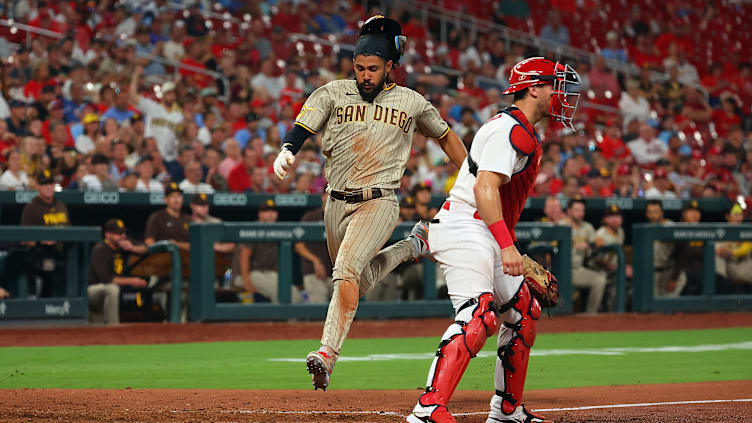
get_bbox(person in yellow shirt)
[715,204,752,289]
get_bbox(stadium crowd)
[0,0,750,316]
[0,0,749,218]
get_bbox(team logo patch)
[297,105,316,119]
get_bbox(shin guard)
[419,293,500,411]
[495,283,541,415]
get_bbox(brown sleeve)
[20,203,40,225]
[89,244,115,285]
[145,212,160,241]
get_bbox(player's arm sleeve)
[476,128,520,183]
[19,204,38,225]
[144,214,158,241]
[415,97,450,139]
[293,84,334,137]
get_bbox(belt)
[329,188,385,203]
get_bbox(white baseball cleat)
[408,220,430,258]
[306,350,334,391]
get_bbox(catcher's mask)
[502,57,581,131]
[355,15,406,64]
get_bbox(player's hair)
[646,199,663,210]
[513,88,529,102]
[567,198,586,210]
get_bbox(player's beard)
[356,72,387,103]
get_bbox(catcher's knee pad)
[424,293,499,406]
[496,283,541,415]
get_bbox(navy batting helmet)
[356,15,406,63]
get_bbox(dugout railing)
[632,223,752,312]
[188,222,573,321]
[0,226,100,321]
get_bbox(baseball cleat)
[486,405,551,423]
[408,220,430,258]
[306,350,333,391]
[407,392,457,423]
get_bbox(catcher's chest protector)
[498,108,542,240]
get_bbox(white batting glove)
[273,147,295,180]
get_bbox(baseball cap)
[654,169,668,179]
[259,198,276,211]
[586,168,601,178]
[191,193,209,206]
[683,200,700,212]
[130,113,143,124]
[161,81,176,94]
[9,99,27,108]
[82,113,100,125]
[603,204,621,216]
[410,181,431,196]
[165,182,182,196]
[35,168,55,185]
[399,196,416,208]
[104,218,127,234]
[730,204,744,215]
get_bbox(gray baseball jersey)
[294,79,449,191]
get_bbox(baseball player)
[272,15,468,391]
[406,57,581,423]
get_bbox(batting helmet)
[502,57,581,131]
[356,15,406,63]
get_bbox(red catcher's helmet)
[502,57,581,131]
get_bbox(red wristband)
[488,220,514,249]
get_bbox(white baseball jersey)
[137,97,183,162]
[447,112,531,209]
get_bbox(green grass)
[0,328,750,390]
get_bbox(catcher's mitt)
[521,255,559,307]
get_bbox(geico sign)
[213,193,247,206]
[274,194,308,207]
[14,190,36,203]
[84,192,120,204]
[149,192,165,204]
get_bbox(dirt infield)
[2,381,751,422]
[1,312,751,422]
[1,311,751,346]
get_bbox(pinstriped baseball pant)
[320,192,413,353]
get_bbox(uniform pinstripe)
[296,79,449,354]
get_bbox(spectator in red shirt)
[701,64,732,104]
[227,146,259,193]
[712,97,742,138]
[599,120,631,160]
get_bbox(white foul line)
[454,398,752,416]
[208,398,752,418]
[268,341,752,363]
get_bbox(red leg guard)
[421,293,500,408]
[498,283,541,415]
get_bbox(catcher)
[406,57,578,423]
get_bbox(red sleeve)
[509,125,536,156]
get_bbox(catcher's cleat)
[406,392,457,423]
[306,350,334,391]
[486,405,551,423]
[406,406,456,423]
[408,220,430,258]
